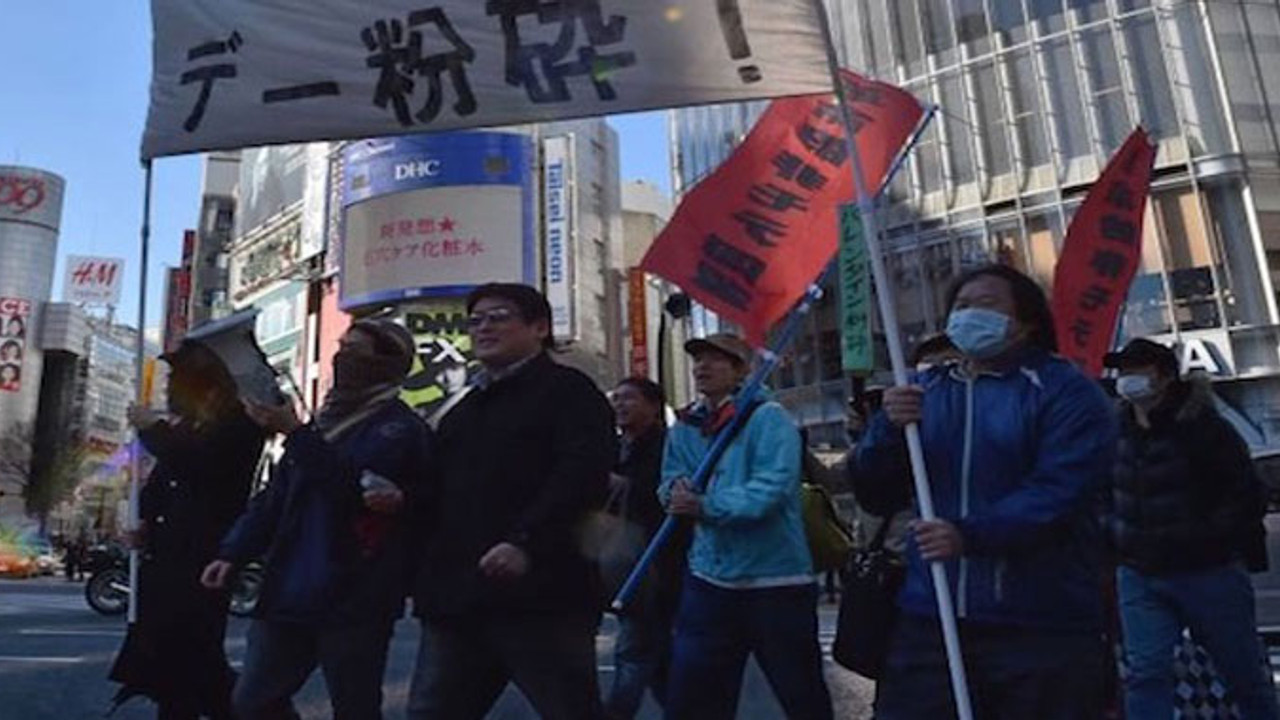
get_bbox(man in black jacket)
[408,283,616,720]
[1106,338,1277,720]
[202,320,431,720]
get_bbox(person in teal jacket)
[659,333,832,720]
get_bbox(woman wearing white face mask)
[1104,339,1276,720]
[857,264,1117,720]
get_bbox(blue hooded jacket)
[856,349,1116,631]
[659,397,813,584]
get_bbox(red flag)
[1052,128,1157,376]
[640,70,925,345]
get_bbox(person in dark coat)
[1105,338,1278,719]
[109,343,266,720]
[407,283,616,720]
[201,319,431,720]
[603,376,680,719]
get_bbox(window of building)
[924,239,957,325]
[1206,180,1271,327]
[1025,212,1061,289]
[973,61,1013,178]
[991,1,1028,47]
[991,220,1026,272]
[860,0,896,78]
[954,0,990,55]
[1155,188,1222,331]
[890,248,929,349]
[1043,37,1091,165]
[1010,50,1051,171]
[939,72,976,185]
[889,0,926,79]
[1067,0,1109,26]
[1122,15,1179,140]
[1028,0,1067,36]
[916,120,944,195]
[1081,26,1131,155]
[1117,0,1151,11]
[921,0,956,67]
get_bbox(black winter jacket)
[414,353,616,619]
[220,401,432,624]
[1109,377,1268,575]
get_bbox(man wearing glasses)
[408,283,617,720]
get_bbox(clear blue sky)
[0,3,671,331]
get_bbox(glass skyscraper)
[672,0,1280,450]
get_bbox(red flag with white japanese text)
[640,70,925,345]
[1052,128,1157,376]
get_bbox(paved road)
[0,579,873,719]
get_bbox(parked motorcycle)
[84,543,262,617]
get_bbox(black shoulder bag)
[832,513,906,679]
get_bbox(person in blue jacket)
[858,264,1117,719]
[660,333,832,720]
[201,319,432,720]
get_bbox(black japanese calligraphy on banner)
[641,70,925,345]
[1051,128,1157,377]
[143,0,834,159]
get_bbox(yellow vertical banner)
[140,357,156,408]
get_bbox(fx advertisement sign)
[398,300,475,427]
[339,132,535,309]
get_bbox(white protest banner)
[65,255,126,306]
[142,0,832,158]
[543,135,575,341]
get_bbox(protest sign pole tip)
[127,159,153,625]
[809,3,974,719]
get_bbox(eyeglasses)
[467,307,518,328]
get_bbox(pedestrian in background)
[202,319,430,720]
[109,342,266,720]
[603,377,680,720]
[660,333,832,720]
[1105,338,1277,719]
[857,265,1116,719]
[407,283,615,720]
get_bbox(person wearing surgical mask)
[856,264,1117,719]
[1104,338,1276,720]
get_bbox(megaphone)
[169,309,285,406]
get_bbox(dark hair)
[466,283,554,349]
[910,334,957,366]
[615,377,665,407]
[0,340,20,357]
[945,264,1058,353]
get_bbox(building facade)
[673,0,1280,451]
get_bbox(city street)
[0,578,873,719]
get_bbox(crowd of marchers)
[104,269,1276,720]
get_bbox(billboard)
[543,136,575,340]
[339,132,535,309]
[0,167,64,231]
[397,300,474,428]
[0,297,31,393]
[64,255,125,306]
[162,267,192,354]
[236,144,307,238]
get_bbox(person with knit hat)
[202,319,433,720]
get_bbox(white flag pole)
[809,4,974,719]
[128,160,153,625]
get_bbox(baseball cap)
[1103,338,1178,376]
[684,333,753,367]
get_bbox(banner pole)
[811,5,974,719]
[128,160,153,625]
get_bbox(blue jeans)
[605,611,671,719]
[1118,564,1279,720]
[664,576,832,720]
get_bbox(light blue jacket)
[659,399,813,583]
